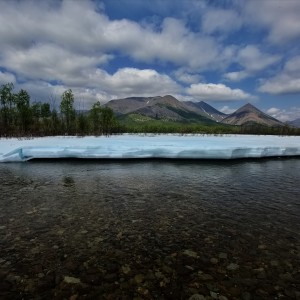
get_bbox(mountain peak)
[237,103,259,112]
[222,103,283,127]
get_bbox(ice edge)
[1,145,300,162]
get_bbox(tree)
[41,103,51,118]
[15,89,32,133]
[0,83,15,135]
[60,89,75,134]
[89,101,102,135]
[100,106,118,136]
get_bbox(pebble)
[198,272,213,281]
[134,274,144,284]
[63,276,81,284]
[188,294,206,300]
[226,263,239,271]
[183,250,198,258]
[121,264,131,274]
[241,291,252,300]
[218,252,227,259]
[210,257,218,264]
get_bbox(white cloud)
[0,1,232,72]
[245,0,300,45]
[223,71,249,82]
[101,68,180,97]
[173,69,202,84]
[127,17,229,70]
[202,8,242,34]
[0,71,16,85]
[219,106,236,114]
[266,107,281,115]
[1,44,111,84]
[265,107,300,122]
[259,56,300,94]
[15,67,180,107]
[223,45,281,82]
[186,83,254,101]
[0,0,241,110]
[237,45,280,73]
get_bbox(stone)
[241,291,252,300]
[188,294,206,300]
[183,250,198,258]
[210,257,218,264]
[134,274,144,284]
[218,252,227,259]
[229,286,241,297]
[270,260,279,267]
[63,276,81,284]
[226,263,239,271]
[258,244,267,250]
[198,272,213,281]
[280,273,293,281]
[122,264,131,275]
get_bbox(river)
[0,159,299,299]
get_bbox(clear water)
[0,159,299,299]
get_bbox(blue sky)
[0,0,300,121]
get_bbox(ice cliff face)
[1,135,300,162]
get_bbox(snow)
[0,134,300,162]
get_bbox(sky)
[0,0,300,121]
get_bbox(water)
[0,159,299,299]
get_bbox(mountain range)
[287,118,300,128]
[105,95,286,127]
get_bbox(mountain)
[221,103,284,127]
[184,101,227,122]
[106,95,222,123]
[105,95,224,123]
[106,96,284,127]
[287,118,300,128]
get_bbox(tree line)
[0,83,119,137]
[1,82,299,137]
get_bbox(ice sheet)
[1,134,300,162]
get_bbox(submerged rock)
[63,276,81,284]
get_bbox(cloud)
[266,107,281,115]
[266,107,300,122]
[202,8,242,34]
[223,71,248,82]
[0,0,232,72]
[0,0,240,111]
[237,45,280,73]
[173,69,202,84]
[100,68,180,97]
[127,17,231,70]
[1,44,111,84]
[0,71,16,85]
[186,83,254,101]
[259,56,300,94]
[223,45,281,82]
[219,105,236,114]
[15,67,180,107]
[245,0,300,45]
[0,0,296,113]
